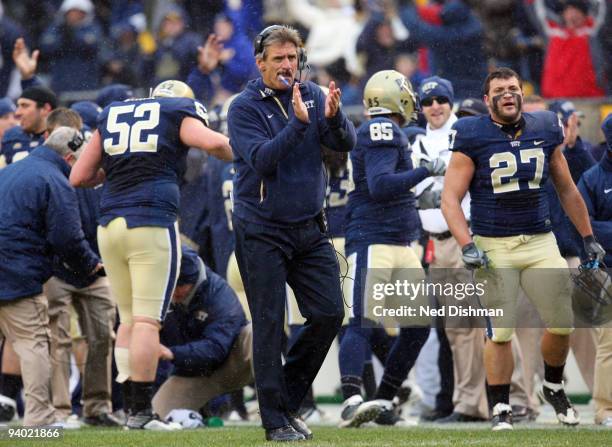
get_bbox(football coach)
[0,127,101,426]
[227,25,356,441]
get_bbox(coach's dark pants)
[233,215,344,430]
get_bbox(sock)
[122,380,133,414]
[544,362,564,384]
[341,375,362,401]
[0,374,22,401]
[131,381,154,414]
[375,372,403,401]
[362,362,377,400]
[488,384,510,407]
[114,347,131,383]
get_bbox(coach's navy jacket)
[547,141,596,257]
[0,146,100,301]
[578,154,612,266]
[52,186,103,289]
[228,78,356,225]
[161,263,248,377]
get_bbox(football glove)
[418,187,441,210]
[583,235,606,264]
[461,242,489,270]
[421,157,446,177]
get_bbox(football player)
[441,67,605,430]
[70,80,232,430]
[338,70,445,427]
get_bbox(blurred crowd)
[0,0,610,108]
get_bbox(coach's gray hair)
[256,26,303,61]
[44,126,82,158]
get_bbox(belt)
[427,230,453,241]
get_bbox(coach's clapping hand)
[325,81,342,118]
[292,83,310,124]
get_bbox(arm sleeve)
[365,144,429,202]
[46,177,100,276]
[21,75,43,91]
[316,86,356,153]
[170,280,245,375]
[227,101,309,176]
[564,138,596,184]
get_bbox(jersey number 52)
[103,103,160,155]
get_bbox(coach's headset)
[253,25,308,73]
[68,130,85,152]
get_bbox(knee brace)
[114,347,131,383]
[546,327,574,336]
[489,327,514,343]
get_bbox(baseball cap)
[0,97,16,117]
[71,101,102,129]
[419,76,454,106]
[20,86,58,110]
[457,98,488,117]
[96,84,134,109]
[548,100,584,125]
[177,245,202,286]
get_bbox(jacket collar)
[30,146,71,178]
[246,77,306,101]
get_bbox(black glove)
[583,235,605,263]
[461,242,489,270]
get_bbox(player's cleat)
[511,405,537,423]
[288,416,312,440]
[541,381,580,426]
[374,408,418,427]
[438,412,487,423]
[126,409,182,430]
[491,403,513,431]
[299,406,325,424]
[265,425,306,442]
[84,412,123,427]
[338,395,384,428]
[0,395,17,422]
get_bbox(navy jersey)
[0,126,45,166]
[324,158,353,238]
[98,97,208,227]
[205,156,236,278]
[345,117,428,253]
[450,111,565,236]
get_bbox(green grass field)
[2,426,610,447]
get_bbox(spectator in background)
[0,98,17,142]
[0,1,24,97]
[600,0,612,95]
[150,4,201,86]
[40,0,103,94]
[401,0,487,99]
[288,0,363,82]
[95,83,133,109]
[357,1,416,80]
[102,12,148,87]
[70,100,101,130]
[212,8,258,98]
[536,0,606,98]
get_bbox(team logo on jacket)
[195,310,208,321]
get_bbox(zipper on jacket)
[259,180,266,203]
